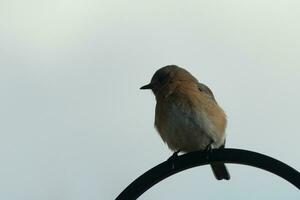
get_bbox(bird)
[140,65,230,180]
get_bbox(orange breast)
[154,82,227,151]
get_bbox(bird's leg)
[205,143,212,152]
[167,150,180,170]
[205,140,214,160]
[168,150,180,160]
[174,149,180,155]
[167,150,180,161]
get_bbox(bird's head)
[140,65,197,95]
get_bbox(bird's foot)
[205,140,214,151]
[205,143,213,153]
[167,150,180,169]
[167,150,180,161]
[204,142,214,160]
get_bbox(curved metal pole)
[116,148,300,200]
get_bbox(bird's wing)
[197,82,217,103]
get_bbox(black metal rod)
[116,148,300,200]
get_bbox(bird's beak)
[140,83,153,90]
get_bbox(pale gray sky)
[0,0,299,199]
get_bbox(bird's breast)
[154,90,226,151]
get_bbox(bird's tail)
[210,162,230,180]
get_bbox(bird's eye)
[157,73,169,84]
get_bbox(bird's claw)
[204,142,214,160]
[167,150,180,169]
[167,150,180,161]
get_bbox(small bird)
[140,65,230,180]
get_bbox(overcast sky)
[0,0,300,199]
